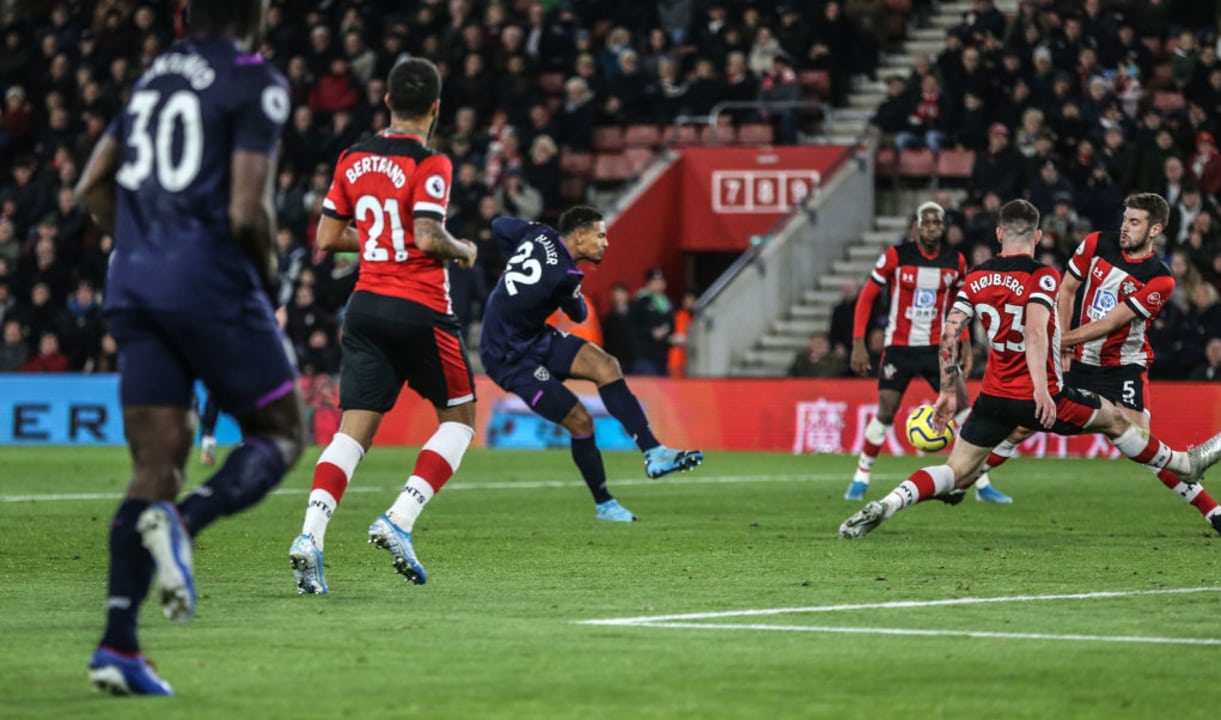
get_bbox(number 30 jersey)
[107,39,288,315]
[479,216,587,366]
[953,255,1063,400]
[322,129,454,313]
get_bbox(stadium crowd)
[0,0,1217,381]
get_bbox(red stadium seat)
[559,176,588,202]
[875,147,897,176]
[736,123,774,145]
[592,125,625,152]
[663,124,699,146]
[799,70,831,100]
[699,124,736,145]
[624,147,655,174]
[897,149,936,178]
[592,153,632,182]
[624,124,662,148]
[559,151,593,176]
[936,149,976,179]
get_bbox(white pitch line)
[621,622,1221,647]
[0,472,880,503]
[576,587,1221,626]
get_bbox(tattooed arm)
[932,308,969,430]
[414,217,477,269]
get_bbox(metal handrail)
[668,98,830,147]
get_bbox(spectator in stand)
[19,331,68,372]
[1157,154,1186,207]
[747,25,781,78]
[870,75,911,139]
[630,267,674,376]
[495,168,543,222]
[789,332,844,378]
[557,77,595,153]
[281,105,324,178]
[969,123,1025,202]
[1167,184,1211,252]
[1190,338,1221,381]
[759,53,801,145]
[524,135,560,211]
[722,51,760,124]
[953,90,989,151]
[895,74,950,155]
[308,56,360,117]
[1190,131,1221,200]
[685,58,724,117]
[1171,30,1199,91]
[1078,162,1125,233]
[605,50,650,124]
[667,290,697,378]
[1139,130,1184,196]
[0,317,28,371]
[1027,160,1074,217]
[299,328,341,377]
[601,282,636,372]
[829,278,858,361]
[0,218,19,269]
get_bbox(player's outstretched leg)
[368,514,427,585]
[595,378,703,479]
[137,502,196,624]
[571,431,637,521]
[845,416,888,501]
[839,465,957,539]
[1152,468,1221,534]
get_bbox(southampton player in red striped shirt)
[840,200,1221,538]
[976,193,1221,533]
[845,202,1010,503]
[288,59,480,594]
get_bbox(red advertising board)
[314,376,1221,457]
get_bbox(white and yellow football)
[905,404,954,452]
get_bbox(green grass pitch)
[3,446,1221,719]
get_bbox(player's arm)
[414,217,476,269]
[231,149,280,298]
[1025,301,1056,428]
[931,307,968,429]
[75,134,121,232]
[1061,302,1137,347]
[557,275,588,323]
[315,215,362,253]
[850,279,883,376]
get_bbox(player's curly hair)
[1124,193,1170,229]
[387,59,441,118]
[559,206,603,236]
[188,0,264,42]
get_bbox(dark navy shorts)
[482,328,587,424]
[107,294,296,417]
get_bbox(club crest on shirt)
[1120,279,1137,297]
[534,366,551,381]
[882,363,897,380]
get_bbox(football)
[905,404,954,452]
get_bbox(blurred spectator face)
[1104,127,1123,149]
[530,135,557,163]
[31,283,50,306]
[329,57,348,77]
[292,106,312,132]
[294,285,314,308]
[611,284,630,310]
[727,52,746,77]
[478,195,499,218]
[619,51,640,76]
[502,26,523,52]
[971,244,993,266]
[755,27,774,47]
[1170,251,1189,278]
[57,188,75,214]
[886,76,905,97]
[808,334,830,360]
[825,1,841,20]
[275,228,293,251]
[309,26,331,53]
[1002,53,1021,74]
[366,78,385,105]
[988,126,1009,152]
[458,163,479,185]
[1207,339,1221,368]
[921,74,940,95]
[528,3,544,25]
[343,31,363,56]
[75,282,94,307]
[1155,130,1174,150]
[0,219,14,245]
[1183,188,1202,210]
[288,56,307,81]
[964,92,983,111]
[3,321,21,345]
[463,53,483,77]
[1165,157,1184,183]
[564,77,590,104]
[529,104,551,128]
[962,48,980,72]
[461,24,482,50]
[946,224,965,245]
[308,329,329,349]
[455,107,477,134]
[1041,162,1058,183]
[35,237,56,263]
[38,333,59,357]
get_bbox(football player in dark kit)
[76,0,305,696]
[480,207,703,522]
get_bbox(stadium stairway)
[731,215,910,377]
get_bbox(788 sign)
[711,170,821,214]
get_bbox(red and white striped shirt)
[322,130,454,313]
[855,242,966,347]
[1065,231,1174,369]
[954,255,1063,400]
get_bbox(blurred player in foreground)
[840,200,1221,538]
[77,0,305,695]
[480,207,703,522]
